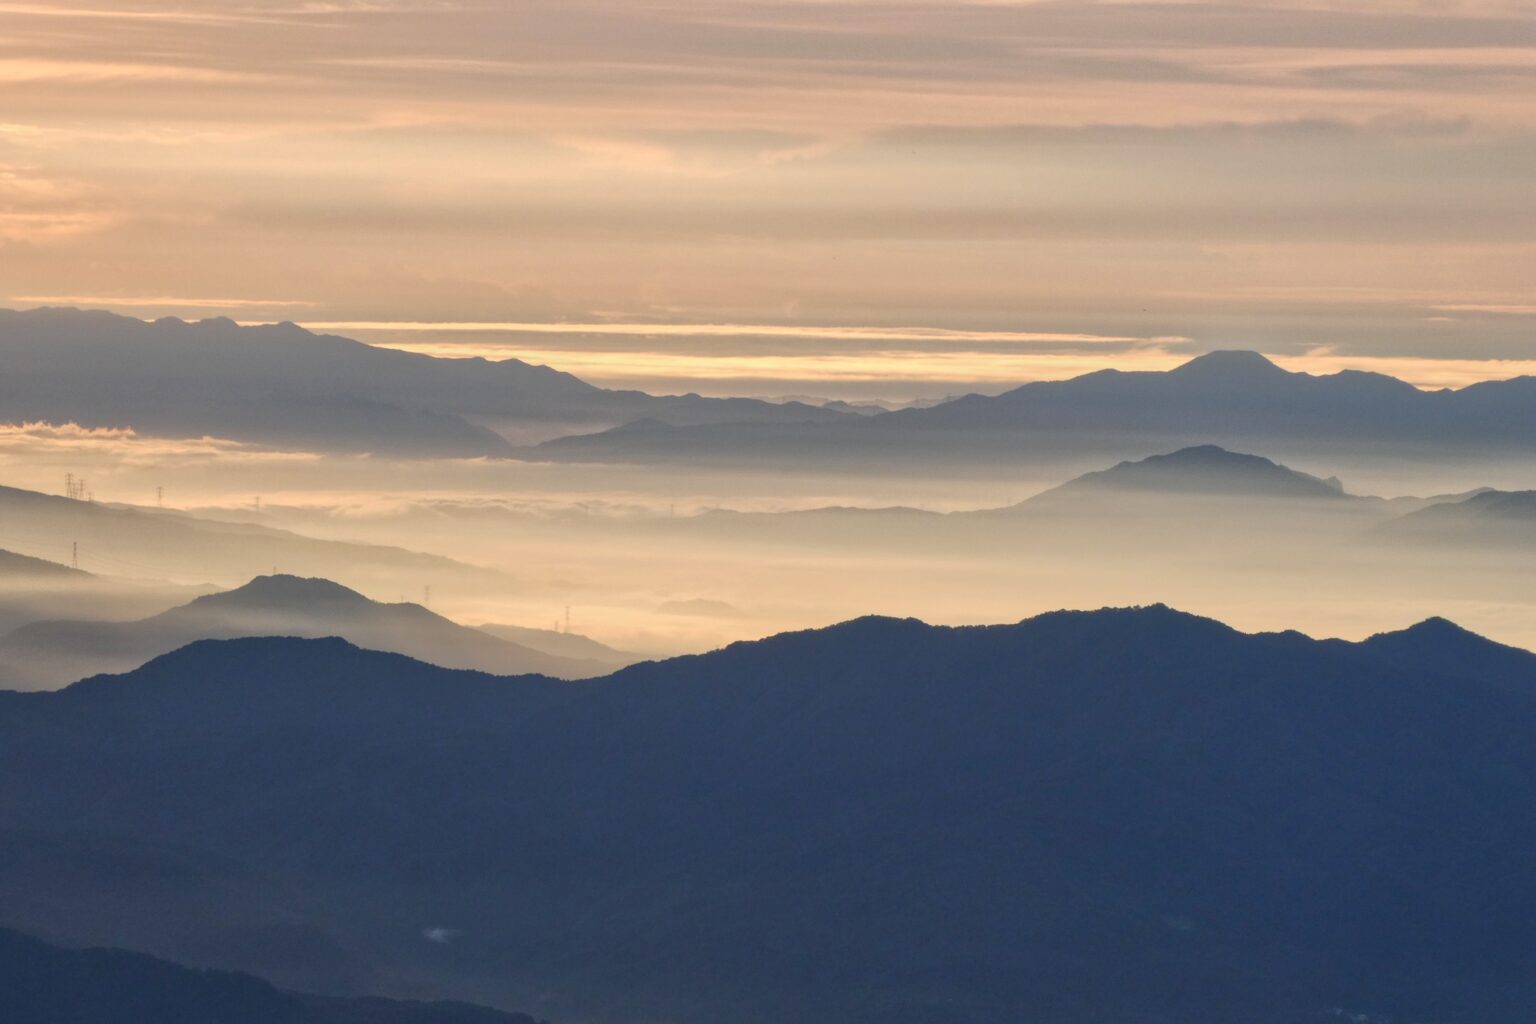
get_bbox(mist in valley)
[7,0,1536,1017]
[0,402,1530,663]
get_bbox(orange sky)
[2,0,1533,398]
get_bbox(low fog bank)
[0,432,1529,660]
[0,569,207,636]
[0,575,624,691]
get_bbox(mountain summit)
[191,573,370,609]
[1168,349,1292,383]
[1031,445,1349,502]
[0,574,606,689]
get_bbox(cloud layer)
[2,0,1533,393]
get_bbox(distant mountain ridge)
[0,308,847,457]
[0,574,605,689]
[4,606,1536,1022]
[663,446,1484,564]
[530,349,1536,469]
[0,480,503,594]
[1373,487,1536,553]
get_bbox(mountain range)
[8,311,1536,477]
[3,606,1534,1022]
[0,308,845,456]
[681,445,1452,544]
[531,350,1536,470]
[0,575,609,690]
[1374,488,1536,553]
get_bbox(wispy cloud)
[1275,350,1536,388]
[296,321,1176,345]
[0,420,320,463]
[2,0,1533,373]
[17,295,319,309]
[323,325,1536,399]
[0,59,268,84]
[1430,303,1536,315]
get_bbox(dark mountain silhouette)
[675,447,1371,553]
[0,926,545,1024]
[0,481,503,593]
[682,447,1350,530]
[3,607,1535,1022]
[529,350,1536,470]
[0,825,397,996]
[0,308,845,456]
[0,574,603,689]
[888,349,1520,442]
[957,446,1381,553]
[1016,444,1348,503]
[1353,617,1536,694]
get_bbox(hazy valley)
[3,2,1534,1015]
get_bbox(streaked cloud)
[1431,303,1536,315]
[0,59,267,84]
[0,0,1531,389]
[298,321,1174,345]
[20,295,320,309]
[323,321,1536,399]
[1273,351,1536,389]
[0,420,320,464]
[361,341,1195,397]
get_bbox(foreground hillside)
[1,607,1533,1022]
[0,927,544,1024]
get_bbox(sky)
[2,0,1534,399]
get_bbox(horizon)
[9,303,1536,400]
[5,0,1535,404]
[3,5,1535,1022]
